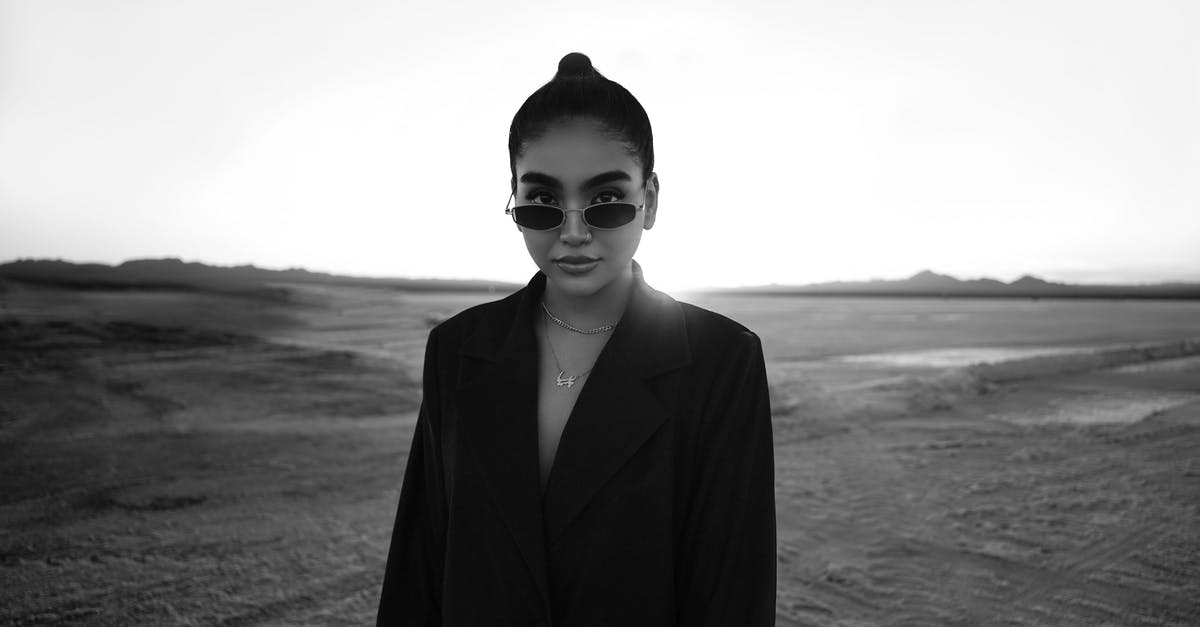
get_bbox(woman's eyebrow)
[519,169,632,190]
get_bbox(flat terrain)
[2,279,1199,626]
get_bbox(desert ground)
[2,277,1199,626]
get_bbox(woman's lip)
[554,259,600,274]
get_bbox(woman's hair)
[508,52,654,193]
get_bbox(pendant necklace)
[540,300,614,389]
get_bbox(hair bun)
[556,52,594,78]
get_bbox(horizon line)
[2,255,1199,290]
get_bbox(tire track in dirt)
[977,399,1200,625]
[976,520,1172,626]
[774,416,1002,626]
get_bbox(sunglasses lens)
[585,203,637,229]
[512,205,563,230]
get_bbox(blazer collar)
[454,259,690,619]
[460,258,690,376]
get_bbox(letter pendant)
[555,370,578,388]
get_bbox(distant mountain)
[702,269,1200,300]
[0,257,521,297]
[2,258,1197,300]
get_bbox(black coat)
[377,260,777,626]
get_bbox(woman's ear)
[643,172,659,230]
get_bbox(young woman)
[377,52,777,626]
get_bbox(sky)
[1,0,1197,291]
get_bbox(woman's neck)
[541,262,635,330]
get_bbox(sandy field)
[2,278,1199,626]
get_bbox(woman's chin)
[546,275,603,297]
[543,267,610,296]
[541,257,638,298]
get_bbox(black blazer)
[377,260,776,626]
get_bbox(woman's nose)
[559,210,591,244]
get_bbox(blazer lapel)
[456,278,552,618]
[454,259,691,614]
[541,260,691,548]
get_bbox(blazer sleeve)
[676,330,777,626]
[377,325,448,626]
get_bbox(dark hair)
[508,52,654,194]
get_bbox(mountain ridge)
[715,267,1200,299]
[0,257,521,297]
[1,258,1198,300]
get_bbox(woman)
[377,52,777,626]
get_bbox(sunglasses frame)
[504,182,648,231]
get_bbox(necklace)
[540,300,617,335]
[540,310,602,389]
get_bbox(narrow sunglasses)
[505,186,647,231]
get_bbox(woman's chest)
[533,321,614,491]
[535,340,586,491]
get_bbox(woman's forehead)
[517,168,636,194]
[516,124,640,186]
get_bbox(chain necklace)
[540,300,617,335]
[540,305,609,389]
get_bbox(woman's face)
[513,117,658,299]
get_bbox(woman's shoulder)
[674,299,762,360]
[676,300,756,337]
[426,288,524,345]
[671,300,768,413]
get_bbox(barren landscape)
[2,277,1199,626]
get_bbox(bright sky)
[1,0,1197,291]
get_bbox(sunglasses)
[505,185,647,231]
